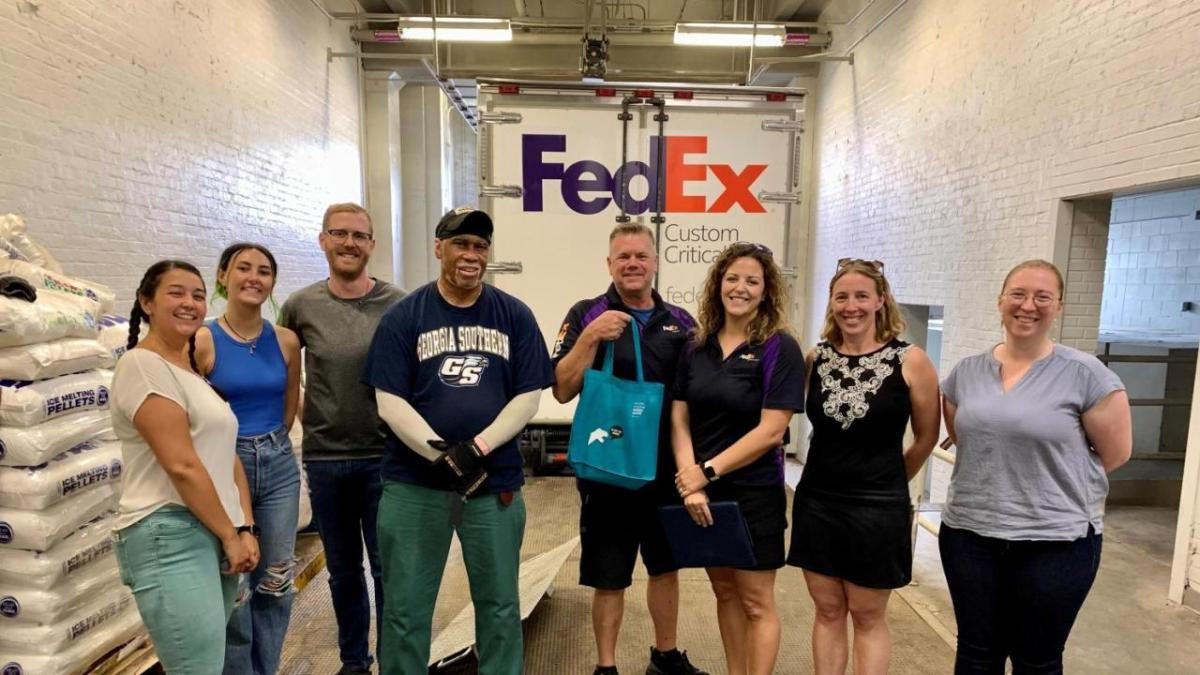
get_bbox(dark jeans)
[939,524,1102,675]
[305,458,385,670]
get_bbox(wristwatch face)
[703,463,718,481]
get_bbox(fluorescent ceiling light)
[398,17,513,42]
[673,22,786,47]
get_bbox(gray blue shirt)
[941,344,1125,540]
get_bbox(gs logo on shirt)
[439,355,490,387]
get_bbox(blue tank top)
[207,319,287,436]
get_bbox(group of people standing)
[106,202,1131,675]
[553,228,1131,675]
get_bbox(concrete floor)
[280,476,956,674]
[905,506,1200,675]
[279,473,1200,674]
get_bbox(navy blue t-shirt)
[363,282,553,493]
[673,332,806,486]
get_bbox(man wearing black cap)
[364,206,553,675]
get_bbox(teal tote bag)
[567,320,664,490]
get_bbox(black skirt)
[706,481,787,571]
[786,490,913,589]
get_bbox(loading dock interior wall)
[807,0,1200,603]
[0,0,365,302]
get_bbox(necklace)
[222,315,262,355]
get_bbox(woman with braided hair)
[110,260,260,674]
[192,243,302,675]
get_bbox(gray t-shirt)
[279,279,405,460]
[941,344,1125,541]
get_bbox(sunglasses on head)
[837,257,885,272]
[732,242,773,257]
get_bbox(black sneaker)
[594,666,619,675]
[645,647,709,675]
[336,666,371,675]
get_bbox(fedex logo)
[522,134,767,215]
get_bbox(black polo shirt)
[552,285,695,479]
[673,332,805,486]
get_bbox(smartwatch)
[236,524,262,539]
[702,461,720,482]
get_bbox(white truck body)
[475,80,806,432]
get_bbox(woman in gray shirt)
[940,259,1132,674]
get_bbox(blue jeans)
[116,505,239,675]
[305,457,384,670]
[224,426,302,675]
[939,524,1102,675]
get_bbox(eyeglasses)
[732,242,773,257]
[324,229,373,244]
[837,257,885,272]
[1004,290,1058,307]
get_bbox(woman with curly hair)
[786,258,940,675]
[671,242,806,675]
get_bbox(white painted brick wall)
[1104,188,1200,333]
[0,0,363,309]
[1062,200,1109,354]
[811,0,1200,591]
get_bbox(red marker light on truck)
[594,87,617,97]
[498,84,520,95]
[673,90,694,100]
[634,89,655,98]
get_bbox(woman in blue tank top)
[194,242,302,675]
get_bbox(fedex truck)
[475,80,808,469]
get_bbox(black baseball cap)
[436,207,493,243]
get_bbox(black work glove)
[428,439,488,497]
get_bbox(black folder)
[657,501,758,569]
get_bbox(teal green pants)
[115,505,239,675]
[377,481,526,675]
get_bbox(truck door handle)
[488,261,523,274]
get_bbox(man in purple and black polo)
[550,223,707,675]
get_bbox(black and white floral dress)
[786,338,915,589]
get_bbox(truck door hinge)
[480,185,523,199]
[478,111,523,125]
[487,261,523,274]
[762,119,805,133]
[758,191,803,204]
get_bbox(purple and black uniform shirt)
[551,285,695,482]
[673,331,805,486]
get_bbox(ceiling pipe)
[840,0,910,56]
[307,0,334,20]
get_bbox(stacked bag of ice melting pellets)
[0,215,144,674]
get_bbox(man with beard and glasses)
[365,207,553,675]
[279,202,405,675]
